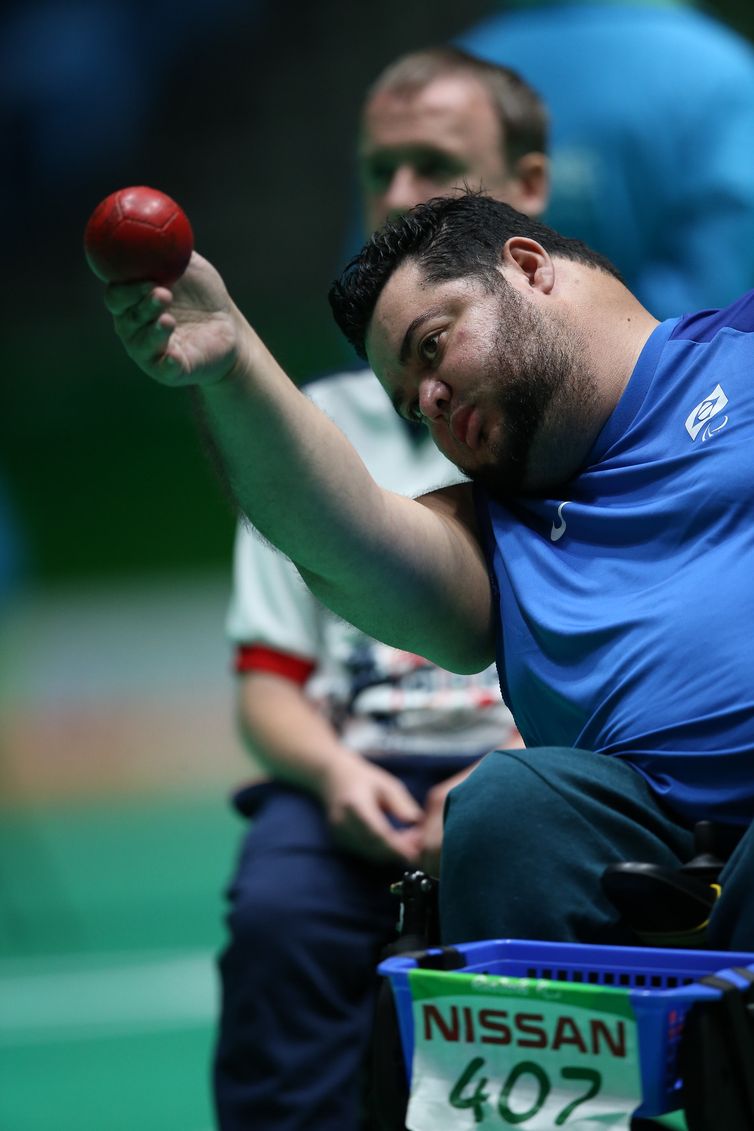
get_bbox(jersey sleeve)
[225,519,322,675]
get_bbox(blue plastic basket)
[379,937,754,1117]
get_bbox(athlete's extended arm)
[104,254,495,672]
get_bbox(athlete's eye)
[419,332,442,364]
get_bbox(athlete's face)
[359,75,543,231]
[365,259,593,496]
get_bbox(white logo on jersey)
[550,501,569,542]
[685,384,729,441]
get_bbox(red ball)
[84,186,194,285]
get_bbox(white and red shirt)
[227,369,519,758]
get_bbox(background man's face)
[360,74,529,232]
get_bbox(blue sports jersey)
[478,290,754,825]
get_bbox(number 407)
[449,1056,602,1125]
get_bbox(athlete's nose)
[418,377,451,423]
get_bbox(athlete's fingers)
[121,314,176,363]
[114,291,169,341]
[103,281,157,316]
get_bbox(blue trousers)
[441,747,754,951]
[213,754,476,1131]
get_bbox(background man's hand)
[321,758,423,865]
[419,762,479,876]
[103,253,242,389]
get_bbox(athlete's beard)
[462,284,591,499]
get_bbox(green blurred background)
[2,2,753,1128]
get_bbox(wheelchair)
[369,822,754,1131]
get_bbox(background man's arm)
[238,671,423,863]
[106,255,495,673]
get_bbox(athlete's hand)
[322,758,423,865]
[103,253,243,389]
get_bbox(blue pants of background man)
[441,747,754,951]
[213,754,477,1131]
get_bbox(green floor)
[0,794,241,1131]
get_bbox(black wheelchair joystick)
[384,869,441,956]
[369,870,439,1131]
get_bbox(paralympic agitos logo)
[685,384,729,442]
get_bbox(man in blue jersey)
[102,191,754,951]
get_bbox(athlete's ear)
[501,237,554,294]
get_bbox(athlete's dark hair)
[329,192,624,361]
[367,46,548,165]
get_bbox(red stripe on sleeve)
[234,644,316,685]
